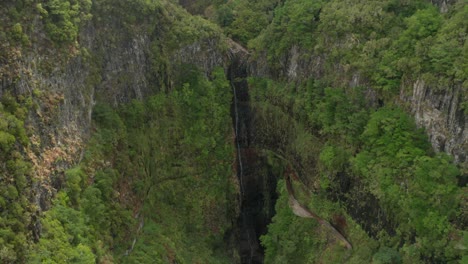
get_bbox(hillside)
[0,0,466,263]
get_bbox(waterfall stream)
[231,79,257,264]
[232,83,245,196]
[230,62,268,264]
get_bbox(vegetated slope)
[39,67,237,263]
[0,0,467,263]
[242,0,467,263]
[190,0,467,262]
[1,0,239,262]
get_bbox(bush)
[39,0,92,43]
[373,247,402,264]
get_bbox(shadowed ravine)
[230,55,277,264]
[228,49,353,263]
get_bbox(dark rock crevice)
[229,52,278,264]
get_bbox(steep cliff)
[1,0,237,262]
[0,0,466,263]
[248,0,467,172]
[404,80,467,165]
[241,0,467,262]
[1,0,231,204]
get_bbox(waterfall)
[232,81,254,263]
[230,56,278,264]
[232,83,245,197]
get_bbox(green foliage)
[250,0,466,100]
[373,247,402,264]
[352,107,461,260]
[9,23,29,44]
[91,103,126,155]
[0,131,16,152]
[262,179,377,263]
[91,103,124,130]
[65,167,86,205]
[389,7,442,78]
[310,87,369,144]
[178,0,221,16]
[249,0,324,66]
[213,0,277,45]
[397,6,442,51]
[0,0,464,262]
[225,2,269,45]
[28,192,96,263]
[0,95,32,263]
[261,180,324,264]
[250,73,464,262]
[0,1,34,48]
[215,4,234,27]
[319,144,349,184]
[39,0,92,43]
[28,67,235,262]
[118,67,235,262]
[429,3,468,83]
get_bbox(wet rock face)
[230,54,278,264]
[404,80,467,165]
[236,149,278,264]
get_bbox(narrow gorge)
[230,49,278,264]
[0,0,466,263]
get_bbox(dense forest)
[0,0,466,263]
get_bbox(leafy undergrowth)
[251,77,467,263]
[28,67,238,263]
[261,178,378,264]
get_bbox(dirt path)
[285,169,353,250]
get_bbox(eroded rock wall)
[0,9,230,212]
[404,80,467,165]
[249,40,467,171]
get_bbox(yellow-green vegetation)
[2,0,234,262]
[28,192,96,263]
[0,94,33,263]
[261,179,379,263]
[37,0,92,43]
[118,68,236,262]
[179,0,278,46]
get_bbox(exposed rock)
[285,169,352,250]
[249,44,467,170]
[403,79,467,165]
[249,45,326,83]
[1,8,230,218]
[173,37,227,79]
[430,0,457,13]
[96,31,151,104]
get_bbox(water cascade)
[229,56,278,264]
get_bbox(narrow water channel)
[229,58,278,264]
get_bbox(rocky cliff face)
[404,80,467,165]
[246,0,467,175]
[431,0,458,12]
[250,41,468,172]
[6,1,463,215]
[0,7,230,212]
[249,46,326,83]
